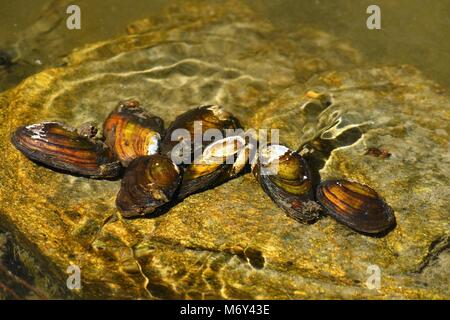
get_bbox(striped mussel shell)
[252,144,321,223]
[11,121,121,178]
[160,105,244,198]
[178,135,247,198]
[160,105,242,161]
[116,155,182,217]
[103,100,164,167]
[316,179,396,234]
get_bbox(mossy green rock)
[0,1,448,299]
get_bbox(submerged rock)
[0,0,448,299]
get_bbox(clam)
[11,121,121,178]
[116,155,182,217]
[160,105,242,162]
[178,134,248,198]
[160,105,244,197]
[103,100,164,167]
[178,161,225,199]
[316,179,395,234]
[252,144,321,223]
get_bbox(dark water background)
[1,0,449,91]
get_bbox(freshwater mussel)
[316,179,395,234]
[160,104,241,158]
[11,121,121,178]
[10,100,396,235]
[114,105,247,216]
[116,154,181,217]
[161,105,245,198]
[103,100,164,166]
[252,144,321,223]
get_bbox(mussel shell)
[178,162,226,199]
[160,105,242,161]
[316,179,395,234]
[103,100,164,167]
[160,105,243,198]
[177,135,247,198]
[11,121,121,178]
[253,145,320,223]
[116,155,182,217]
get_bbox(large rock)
[0,0,448,299]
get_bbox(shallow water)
[1,0,449,91]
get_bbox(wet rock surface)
[0,1,448,299]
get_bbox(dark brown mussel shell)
[103,100,164,167]
[316,180,395,234]
[178,161,224,199]
[253,144,321,223]
[160,105,243,198]
[160,105,242,160]
[11,121,121,178]
[177,135,247,198]
[116,155,182,217]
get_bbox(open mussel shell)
[116,155,182,217]
[160,105,244,198]
[177,135,247,198]
[103,99,164,167]
[11,121,121,178]
[316,180,396,234]
[160,105,242,161]
[253,144,321,223]
[178,162,226,199]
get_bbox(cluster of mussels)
[11,100,396,235]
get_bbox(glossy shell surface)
[160,105,243,197]
[160,105,242,161]
[116,155,182,217]
[178,135,247,198]
[103,100,164,167]
[316,179,396,234]
[11,121,121,178]
[253,144,320,223]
